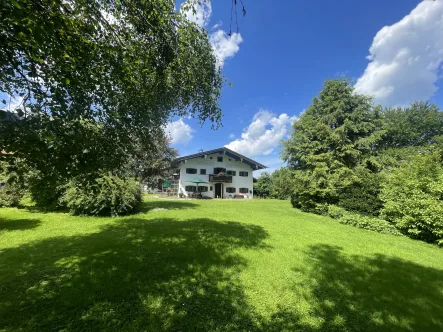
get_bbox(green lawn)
[0,198,442,331]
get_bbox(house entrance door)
[215,183,223,198]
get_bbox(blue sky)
[168,0,443,174]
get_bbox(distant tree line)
[253,168,292,200]
[281,78,443,246]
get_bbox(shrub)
[380,152,443,246]
[0,183,23,207]
[26,170,66,209]
[290,169,338,214]
[0,161,24,207]
[327,205,347,219]
[328,205,403,236]
[62,174,142,216]
[337,167,383,216]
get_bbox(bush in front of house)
[62,173,142,216]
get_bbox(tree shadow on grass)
[0,217,269,331]
[264,244,443,332]
[0,218,41,231]
[138,200,198,213]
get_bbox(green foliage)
[129,134,179,187]
[0,161,24,207]
[380,152,443,245]
[254,173,272,197]
[270,167,292,200]
[0,0,223,208]
[254,168,293,200]
[327,204,347,219]
[328,205,403,236]
[283,78,383,213]
[337,166,383,216]
[0,184,23,207]
[283,78,443,245]
[380,101,443,148]
[62,174,142,216]
[26,170,65,209]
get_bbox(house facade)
[169,147,267,199]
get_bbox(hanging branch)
[229,0,246,37]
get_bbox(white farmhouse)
[168,147,267,199]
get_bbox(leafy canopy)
[0,0,224,209]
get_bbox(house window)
[210,157,213,159]
[227,170,236,176]
[186,168,197,174]
[217,156,223,162]
[226,187,236,193]
[239,171,249,177]
[200,169,206,175]
[239,188,249,194]
[185,186,197,192]
[214,167,226,174]
[210,186,213,191]
[198,186,208,192]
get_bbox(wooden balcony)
[209,174,233,183]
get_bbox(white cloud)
[164,119,193,145]
[211,21,223,30]
[225,109,297,158]
[182,1,242,67]
[209,31,243,68]
[254,156,287,177]
[182,0,212,28]
[228,133,235,139]
[355,0,443,106]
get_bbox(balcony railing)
[209,174,232,183]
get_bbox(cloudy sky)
[167,0,443,174]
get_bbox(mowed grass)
[0,198,442,331]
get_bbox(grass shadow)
[0,218,41,231]
[138,200,198,213]
[263,244,443,331]
[0,217,268,331]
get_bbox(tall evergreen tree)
[282,79,383,213]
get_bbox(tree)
[0,0,223,208]
[129,133,179,186]
[270,167,292,200]
[253,173,272,198]
[380,101,443,148]
[282,79,383,213]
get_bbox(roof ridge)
[174,147,267,170]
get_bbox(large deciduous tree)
[0,0,223,207]
[380,101,443,148]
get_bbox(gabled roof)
[174,147,267,170]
